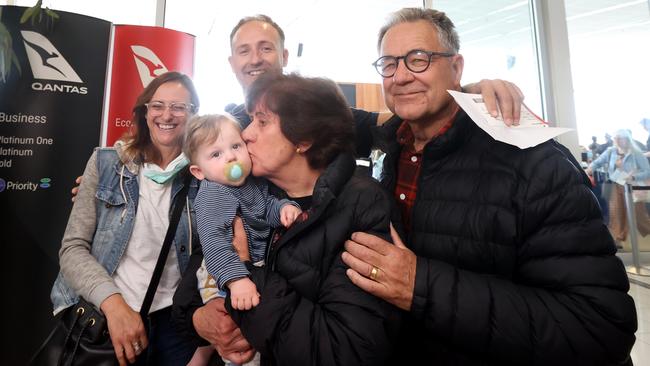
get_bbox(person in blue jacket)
[588,128,650,245]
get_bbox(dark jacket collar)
[311,153,356,209]
[373,109,475,160]
[266,152,356,265]
[372,109,476,193]
[420,109,474,165]
[268,153,355,205]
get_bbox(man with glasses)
[341,7,637,365]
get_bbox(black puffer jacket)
[374,111,637,365]
[227,153,402,366]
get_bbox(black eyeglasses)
[372,49,456,78]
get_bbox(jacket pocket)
[95,186,127,231]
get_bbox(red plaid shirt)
[395,109,458,232]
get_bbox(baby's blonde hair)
[183,114,242,163]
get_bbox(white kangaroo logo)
[22,30,82,83]
[131,45,168,87]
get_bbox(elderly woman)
[587,129,650,245]
[188,73,401,365]
[49,72,200,366]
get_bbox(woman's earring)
[296,147,301,154]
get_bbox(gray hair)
[614,129,641,154]
[230,14,285,51]
[377,8,459,54]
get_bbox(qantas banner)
[103,25,195,146]
[0,6,111,364]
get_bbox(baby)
[184,114,302,310]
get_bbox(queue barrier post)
[624,183,650,276]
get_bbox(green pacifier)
[225,162,244,182]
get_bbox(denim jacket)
[50,147,199,315]
[590,146,650,182]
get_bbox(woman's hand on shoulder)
[100,294,147,366]
[70,175,83,202]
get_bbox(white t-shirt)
[113,168,182,313]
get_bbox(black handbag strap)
[139,173,192,317]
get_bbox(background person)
[51,71,201,366]
[587,128,650,247]
[342,8,637,365]
[588,135,600,159]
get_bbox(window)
[437,0,543,118]
[565,0,650,146]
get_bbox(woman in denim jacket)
[49,72,200,366]
[587,128,650,245]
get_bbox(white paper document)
[448,90,572,149]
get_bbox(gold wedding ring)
[133,341,142,354]
[370,266,379,281]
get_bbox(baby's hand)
[280,204,302,227]
[228,277,260,310]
